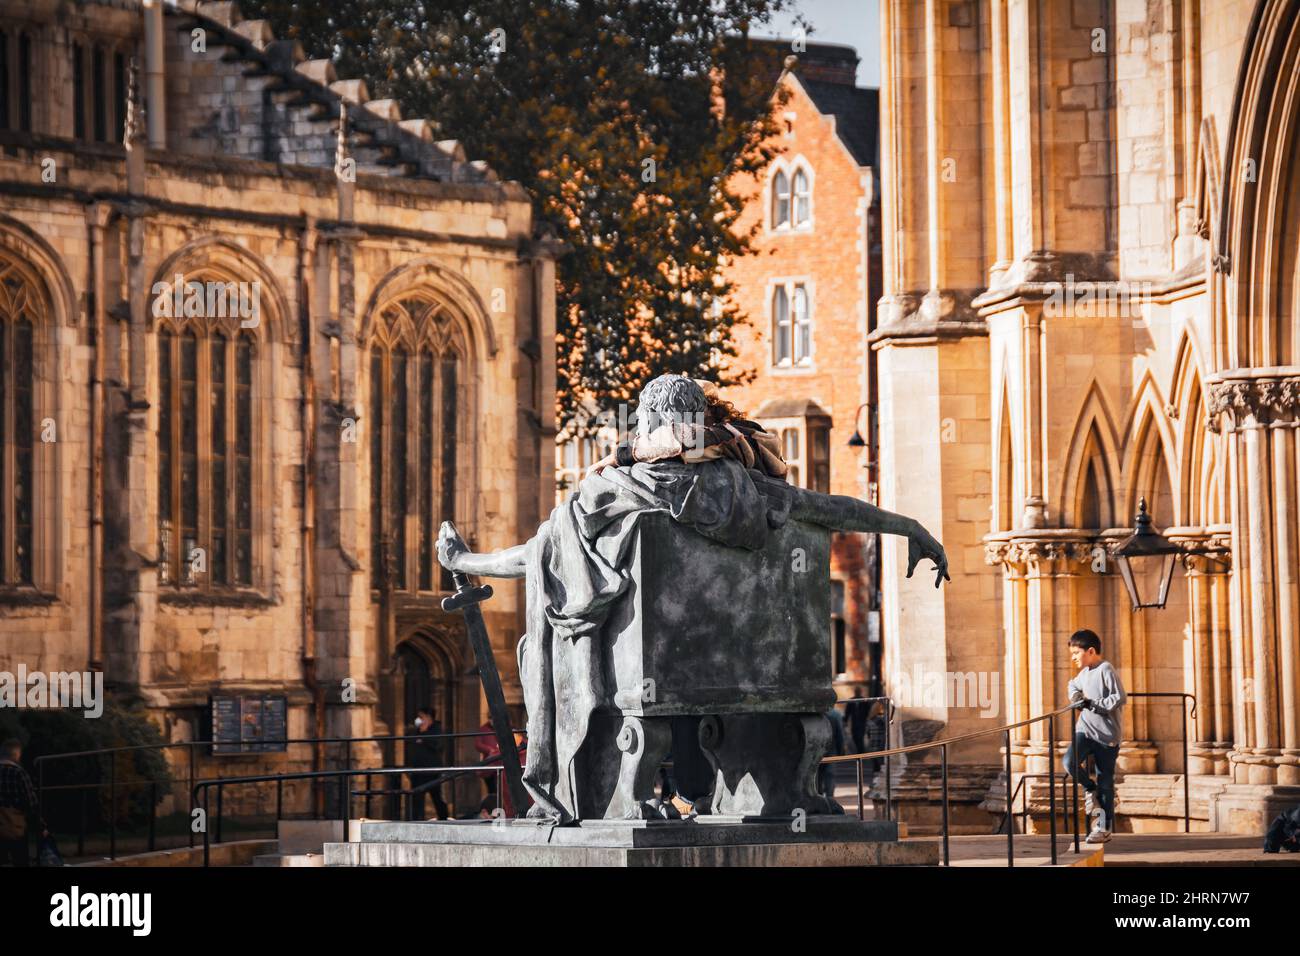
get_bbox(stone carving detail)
[1206,377,1300,431]
[984,538,1094,567]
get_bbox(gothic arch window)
[771,168,791,228]
[155,275,261,590]
[369,293,467,594]
[772,280,813,367]
[792,167,811,226]
[769,161,813,232]
[0,253,39,586]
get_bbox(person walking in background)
[405,709,449,820]
[866,702,888,774]
[844,689,869,758]
[1062,629,1127,844]
[0,739,46,867]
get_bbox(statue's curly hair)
[636,374,748,431]
[693,379,746,425]
[637,374,708,422]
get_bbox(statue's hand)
[437,521,469,572]
[585,451,619,478]
[906,522,951,588]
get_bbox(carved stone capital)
[983,533,1097,568]
[1206,375,1300,431]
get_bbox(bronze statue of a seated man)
[438,374,948,822]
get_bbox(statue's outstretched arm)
[770,481,951,588]
[436,522,527,579]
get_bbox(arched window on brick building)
[792,167,811,226]
[771,168,791,228]
[772,280,813,367]
[369,293,467,594]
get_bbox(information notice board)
[210,695,288,754]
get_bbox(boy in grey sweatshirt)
[1062,629,1126,842]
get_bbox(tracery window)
[0,254,38,586]
[369,294,465,593]
[156,282,258,590]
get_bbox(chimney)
[789,42,859,85]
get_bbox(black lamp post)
[1111,498,1182,611]
[847,402,877,503]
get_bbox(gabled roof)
[798,79,879,169]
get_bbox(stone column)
[998,547,1029,767]
[1022,540,1080,773]
[1170,527,1233,776]
[1271,423,1299,783]
[1208,374,1300,784]
[987,535,1094,774]
[1208,544,1234,774]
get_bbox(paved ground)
[827,771,1296,867]
[909,832,1299,867]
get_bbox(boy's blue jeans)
[1063,733,1119,831]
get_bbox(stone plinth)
[323,817,941,867]
[610,513,834,716]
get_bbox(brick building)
[0,0,556,811]
[718,41,883,700]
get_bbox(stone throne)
[575,511,837,820]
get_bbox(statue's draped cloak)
[517,458,787,820]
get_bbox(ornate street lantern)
[1111,498,1182,610]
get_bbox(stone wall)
[0,0,555,814]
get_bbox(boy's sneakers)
[1085,826,1111,844]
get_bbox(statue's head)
[635,374,707,436]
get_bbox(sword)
[438,521,529,818]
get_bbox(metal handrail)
[824,703,1080,866]
[996,771,1080,835]
[824,691,1200,863]
[192,765,506,866]
[34,729,525,861]
[1126,692,1197,833]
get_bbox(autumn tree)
[240,0,795,426]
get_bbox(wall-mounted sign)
[210,695,288,754]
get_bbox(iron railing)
[191,765,506,866]
[33,729,523,860]
[824,703,1081,866]
[994,693,1196,837]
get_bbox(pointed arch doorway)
[393,623,482,814]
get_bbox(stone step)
[253,852,325,867]
[325,838,940,867]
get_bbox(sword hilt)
[439,521,493,611]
